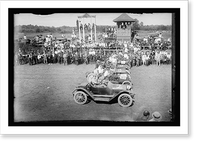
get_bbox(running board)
[93,95,113,97]
[93,97,110,102]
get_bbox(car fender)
[72,88,94,99]
[112,91,135,100]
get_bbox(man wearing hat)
[149,111,162,122]
[136,110,150,121]
[95,60,101,69]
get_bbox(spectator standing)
[43,51,47,64]
[24,35,27,40]
[63,51,68,66]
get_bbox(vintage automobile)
[72,81,135,107]
[109,68,132,85]
[116,56,131,68]
[116,63,131,71]
[117,56,131,64]
[114,68,130,75]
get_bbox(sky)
[15,13,172,27]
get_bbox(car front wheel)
[118,93,133,107]
[73,91,88,105]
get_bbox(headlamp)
[126,85,132,90]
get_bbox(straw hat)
[152,112,162,121]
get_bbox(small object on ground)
[149,111,162,122]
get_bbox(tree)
[140,22,144,27]
[131,19,140,30]
[57,28,61,32]
[36,28,41,33]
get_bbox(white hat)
[152,112,162,121]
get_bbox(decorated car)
[109,68,132,85]
[72,81,135,107]
[116,63,131,70]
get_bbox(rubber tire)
[74,91,88,105]
[118,93,133,107]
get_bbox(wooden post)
[90,18,93,41]
[94,16,97,42]
[78,19,81,41]
[83,18,85,41]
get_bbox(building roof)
[78,13,95,18]
[113,13,135,22]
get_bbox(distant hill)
[14,24,116,34]
[14,24,171,35]
[15,25,74,34]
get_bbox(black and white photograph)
[10,9,179,126]
[0,0,189,135]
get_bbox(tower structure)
[113,13,135,42]
[77,13,97,42]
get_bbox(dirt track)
[14,63,172,122]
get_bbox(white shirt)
[93,68,99,74]
[124,54,129,59]
[38,55,41,59]
[104,70,109,77]
[125,48,128,53]
[124,43,127,48]
[98,66,104,74]
[44,43,48,47]
[60,43,64,49]
[46,37,49,42]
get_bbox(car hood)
[77,82,88,88]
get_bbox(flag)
[88,23,91,31]
[80,24,83,30]
[92,23,95,30]
[76,20,79,30]
[84,24,88,30]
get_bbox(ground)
[14,63,172,122]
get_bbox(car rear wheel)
[74,91,88,105]
[118,93,133,107]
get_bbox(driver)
[98,66,114,86]
[89,65,104,85]
[97,65,104,74]
[87,72,99,85]
[91,65,109,86]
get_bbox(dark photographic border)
[9,8,180,126]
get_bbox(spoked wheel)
[74,91,88,105]
[118,93,133,107]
